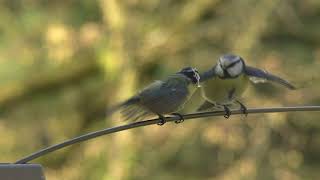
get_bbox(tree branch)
[15,105,320,164]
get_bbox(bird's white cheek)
[215,65,224,77]
[228,64,243,77]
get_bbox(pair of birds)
[108,54,295,125]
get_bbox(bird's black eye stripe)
[226,60,241,69]
[218,59,223,66]
[222,68,231,78]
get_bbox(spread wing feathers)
[245,66,296,90]
[197,100,215,111]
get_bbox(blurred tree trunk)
[99,0,137,179]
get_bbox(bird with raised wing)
[198,54,295,118]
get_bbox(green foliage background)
[0,0,319,179]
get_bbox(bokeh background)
[0,0,320,179]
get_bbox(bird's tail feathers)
[105,96,140,117]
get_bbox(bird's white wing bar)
[245,66,296,90]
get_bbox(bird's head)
[179,67,201,87]
[215,54,245,78]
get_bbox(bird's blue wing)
[245,66,296,90]
[120,79,185,121]
[141,78,189,111]
[199,67,216,82]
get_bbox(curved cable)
[15,105,320,164]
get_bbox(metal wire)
[15,105,320,164]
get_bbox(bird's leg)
[235,100,248,116]
[157,114,166,126]
[222,105,231,119]
[171,113,185,124]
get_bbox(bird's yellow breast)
[188,83,198,97]
[201,75,249,104]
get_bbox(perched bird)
[198,54,295,117]
[107,67,201,125]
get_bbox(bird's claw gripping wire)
[157,114,166,126]
[236,100,248,117]
[223,105,231,119]
[171,113,185,124]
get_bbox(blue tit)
[198,54,295,118]
[107,67,201,125]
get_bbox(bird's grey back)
[139,74,190,114]
[110,74,192,121]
